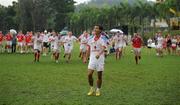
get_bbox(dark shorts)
[147,46,152,49]
[43,42,49,48]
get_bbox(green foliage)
[0,0,75,32]
[0,0,179,34]
[0,3,19,32]
[68,0,179,35]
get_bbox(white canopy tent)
[110,29,123,33]
[10,29,17,35]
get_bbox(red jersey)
[132,36,142,48]
[25,34,32,43]
[0,33,4,42]
[5,34,12,41]
[17,34,25,42]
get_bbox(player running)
[156,33,164,57]
[78,31,89,63]
[63,31,78,63]
[132,33,143,64]
[51,32,62,63]
[113,31,125,60]
[32,32,43,62]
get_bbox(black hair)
[95,25,103,31]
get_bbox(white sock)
[96,88,100,91]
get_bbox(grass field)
[0,44,180,105]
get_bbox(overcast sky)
[0,0,155,7]
[0,0,91,6]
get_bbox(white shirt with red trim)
[87,35,107,63]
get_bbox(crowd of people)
[0,30,179,62]
[0,30,179,63]
[0,25,179,96]
[147,32,180,56]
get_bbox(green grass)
[0,44,180,105]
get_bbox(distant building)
[156,0,165,3]
[150,19,168,28]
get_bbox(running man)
[78,31,89,63]
[132,33,143,64]
[156,33,164,57]
[87,25,107,96]
[42,30,50,56]
[51,32,62,63]
[63,31,78,63]
[113,31,124,60]
[32,32,43,62]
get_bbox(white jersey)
[42,34,49,42]
[87,35,107,71]
[63,35,77,48]
[53,36,63,50]
[157,37,163,45]
[33,35,43,50]
[63,35,77,53]
[147,39,152,47]
[79,34,88,44]
[113,34,125,48]
[79,35,89,52]
[88,36,107,62]
[171,39,177,47]
[48,36,55,48]
[157,36,163,48]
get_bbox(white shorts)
[88,54,105,72]
[27,43,33,46]
[6,41,12,46]
[53,46,60,53]
[64,45,73,54]
[51,44,54,50]
[80,44,87,52]
[177,47,180,51]
[133,48,141,53]
[123,43,126,47]
[115,44,123,50]
[53,49,60,53]
[157,44,163,49]
[172,44,177,48]
[18,42,23,46]
[34,45,42,51]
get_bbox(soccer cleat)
[87,87,94,96]
[95,90,101,96]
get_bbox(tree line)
[0,0,179,35]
